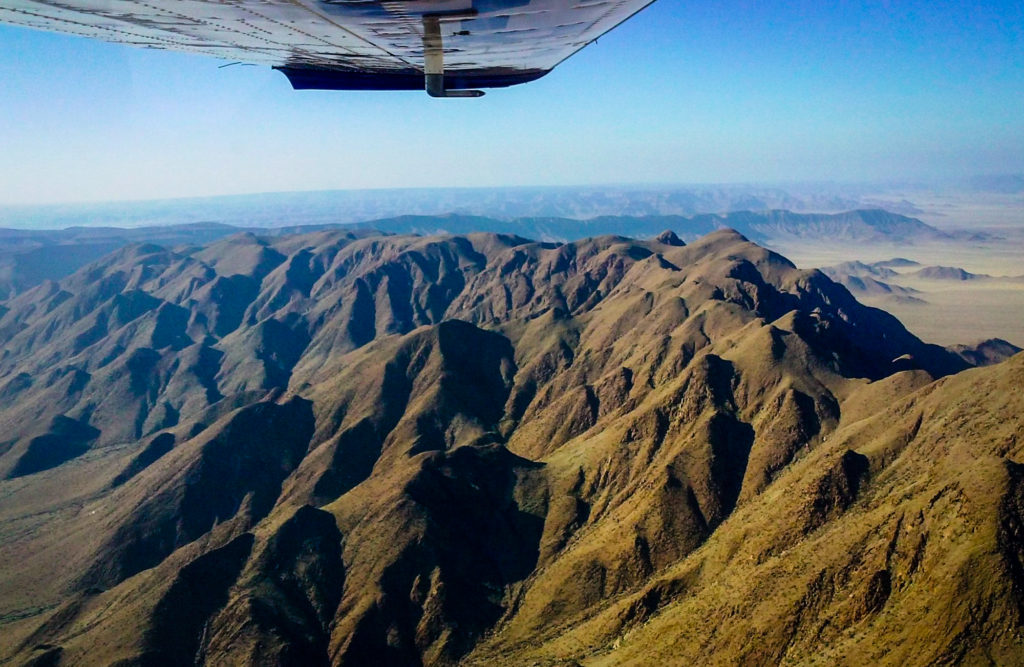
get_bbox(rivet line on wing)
[284,0,419,69]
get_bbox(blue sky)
[0,0,1021,204]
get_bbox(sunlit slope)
[498,353,1024,666]
[2,228,1018,665]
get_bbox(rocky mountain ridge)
[0,209,951,300]
[0,227,1019,666]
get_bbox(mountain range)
[0,227,1021,665]
[0,209,952,300]
[0,185,890,231]
[821,258,1024,301]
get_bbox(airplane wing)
[0,0,657,96]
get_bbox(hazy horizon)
[4,179,1022,232]
[0,174,1020,208]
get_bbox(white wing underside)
[0,0,656,81]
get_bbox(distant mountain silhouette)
[873,257,921,268]
[907,265,1024,282]
[0,209,948,299]
[912,265,981,280]
[948,338,1023,366]
[350,208,948,244]
[820,260,926,303]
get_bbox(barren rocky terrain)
[0,227,1020,665]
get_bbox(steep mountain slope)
[492,353,1024,666]
[0,227,1016,666]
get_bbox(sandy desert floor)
[859,281,1024,347]
[770,209,1024,348]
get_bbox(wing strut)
[423,13,485,98]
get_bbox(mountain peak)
[654,229,685,246]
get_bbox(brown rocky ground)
[0,228,1019,665]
